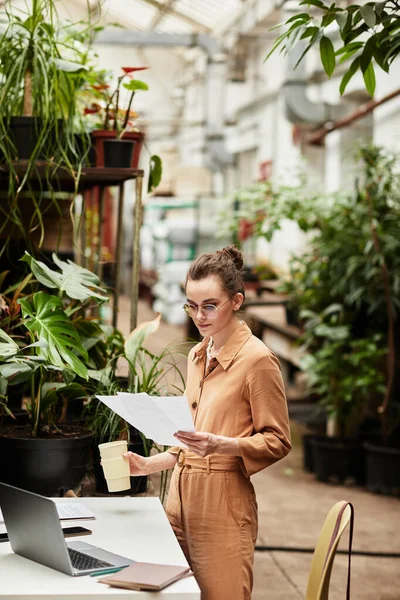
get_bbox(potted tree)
[0,251,109,496]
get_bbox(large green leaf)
[19,292,88,379]
[320,35,336,77]
[123,79,149,92]
[124,314,161,365]
[0,329,19,359]
[148,155,163,193]
[0,359,39,384]
[53,59,88,73]
[363,61,376,96]
[21,252,108,302]
[339,56,361,95]
[359,4,376,28]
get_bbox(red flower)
[238,218,254,242]
[92,84,110,91]
[121,66,149,74]
[84,103,101,115]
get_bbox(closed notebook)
[99,562,192,591]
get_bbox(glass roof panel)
[102,0,159,30]
[174,0,242,28]
[96,0,244,33]
[157,13,198,34]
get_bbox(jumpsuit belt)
[176,449,243,473]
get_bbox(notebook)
[99,562,192,591]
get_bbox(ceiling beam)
[141,0,211,32]
[149,0,177,29]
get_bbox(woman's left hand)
[174,431,219,457]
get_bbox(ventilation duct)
[282,41,345,127]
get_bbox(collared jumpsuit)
[165,321,291,600]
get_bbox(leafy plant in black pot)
[84,314,186,501]
[300,304,387,484]
[0,251,109,496]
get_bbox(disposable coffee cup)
[98,441,130,492]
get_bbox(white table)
[0,497,200,599]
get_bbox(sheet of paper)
[0,502,95,524]
[55,502,96,521]
[96,393,195,447]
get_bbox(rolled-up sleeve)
[238,355,291,476]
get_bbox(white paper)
[55,503,95,520]
[96,393,195,447]
[0,502,95,524]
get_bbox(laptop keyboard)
[68,548,113,571]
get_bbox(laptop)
[0,482,134,576]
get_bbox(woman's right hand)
[123,452,149,476]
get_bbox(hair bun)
[221,245,244,271]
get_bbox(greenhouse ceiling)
[71,0,248,33]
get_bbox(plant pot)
[364,443,400,496]
[91,437,148,495]
[284,301,300,327]
[301,434,327,472]
[103,139,135,169]
[91,129,144,168]
[312,437,365,485]
[0,425,93,496]
[9,116,42,159]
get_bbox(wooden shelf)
[0,161,144,192]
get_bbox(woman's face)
[185,275,243,338]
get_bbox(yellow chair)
[306,501,354,600]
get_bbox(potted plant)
[83,314,186,501]
[0,251,109,496]
[0,0,96,250]
[221,146,400,493]
[82,66,148,168]
[299,304,387,484]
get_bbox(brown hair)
[186,245,245,299]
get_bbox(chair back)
[306,501,354,600]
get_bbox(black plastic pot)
[312,437,365,485]
[364,443,400,496]
[103,139,135,168]
[10,116,42,159]
[0,426,93,496]
[301,434,327,472]
[284,301,300,327]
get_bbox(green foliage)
[300,304,386,436]
[221,146,400,437]
[84,315,187,503]
[21,252,109,302]
[148,155,163,193]
[266,0,400,95]
[0,0,99,246]
[0,252,109,436]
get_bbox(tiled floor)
[112,296,400,599]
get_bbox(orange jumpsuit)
[165,321,291,600]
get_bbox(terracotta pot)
[90,129,144,168]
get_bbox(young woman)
[124,246,291,599]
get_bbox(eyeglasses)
[182,299,230,320]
